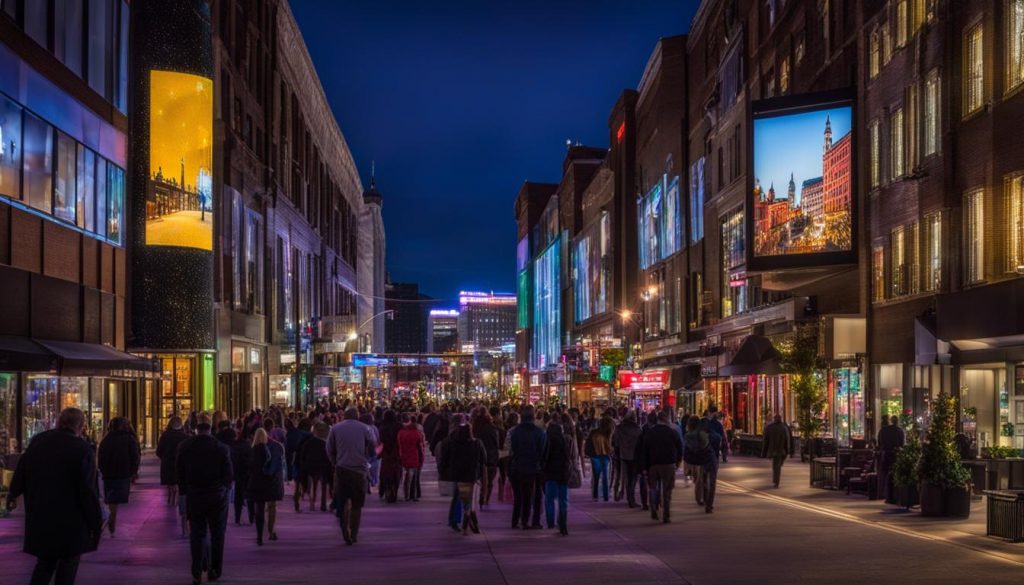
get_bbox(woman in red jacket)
[397,413,425,502]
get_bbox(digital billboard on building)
[147,70,214,250]
[748,90,856,270]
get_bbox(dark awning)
[0,336,57,372]
[719,335,782,376]
[669,364,701,388]
[33,339,157,376]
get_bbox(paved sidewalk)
[0,454,1021,584]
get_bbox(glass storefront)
[158,355,194,421]
[831,367,864,446]
[875,363,904,420]
[961,365,1007,450]
[24,375,59,446]
[0,373,17,455]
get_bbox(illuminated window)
[881,23,892,65]
[0,95,22,199]
[780,57,790,94]
[913,0,926,32]
[107,163,124,245]
[906,83,919,169]
[23,112,53,214]
[923,212,942,291]
[95,154,107,238]
[76,145,95,232]
[964,23,985,115]
[910,221,921,294]
[870,31,881,78]
[54,132,77,224]
[689,157,705,242]
[924,70,940,156]
[1008,0,1024,91]
[869,120,881,188]
[1006,174,1024,273]
[896,1,909,48]
[721,210,746,319]
[890,107,904,178]
[964,189,985,283]
[891,226,906,297]
[873,246,886,302]
[795,34,805,65]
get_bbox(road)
[1,454,1020,585]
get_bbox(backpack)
[584,430,598,458]
[262,442,283,477]
[682,432,712,466]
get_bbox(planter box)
[894,484,919,509]
[983,490,1024,542]
[945,486,972,519]
[919,482,945,517]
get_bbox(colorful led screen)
[147,70,214,250]
[573,212,610,323]
[637,174,682,269]
[751,100,853,261]
[532,239,560,369]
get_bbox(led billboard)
[749,90,855,270]
[147,70,214,250]
[637,174,682,269]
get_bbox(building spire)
[824,114,833,153]
[371,160,376,189]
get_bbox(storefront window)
[159,356,193,421]
[876,363,904,421]
[0,95,23,199]
[961,367,1004,449]
[88,378,105,443]
[54,132,77,223]
[269,375,291,406]
[24,375,59,446]
[833,368,864,446]
[22,112,53,213]
[76,144,95,231]
[95,156,107,237]
[0,373,17,455]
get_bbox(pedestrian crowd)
[5,397,752,585]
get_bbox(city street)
[2,455,1020,585]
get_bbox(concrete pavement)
[1,454,1021,584]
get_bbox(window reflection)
[55,131,77,223]
[0,95,22,199]
[23,113,53,214]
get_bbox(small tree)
[892,425,922,487]
[917,391,970,489]
[778,325,827,439]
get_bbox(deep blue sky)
[291,0,699,304]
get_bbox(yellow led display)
[146,70,214,250]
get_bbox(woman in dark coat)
[97,417,140,538]
[377,410,402,504]
[440,423,487,535]
[298,422,333,511]
[247,428,285,545]
[155,416,189,505]
[542,415,572,535]
[472,409,501,507]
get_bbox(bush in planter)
[917,391,971,517]
[891,427,922,508]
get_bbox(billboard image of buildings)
[752,101,853,262]
[147,70,214,250]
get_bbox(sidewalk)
[716,454,1024,564]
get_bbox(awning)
[33,339,157,376]
[719,335,782,376]
[682,378,705,392]
[0,336,57,372]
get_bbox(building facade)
[384,281,430,354]
[428,309,459,354]
[457,291,516,353]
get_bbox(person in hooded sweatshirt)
[541,414,572,535]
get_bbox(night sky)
[290,0,699,305]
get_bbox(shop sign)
[701,360,718,378]
[618,370,670,391]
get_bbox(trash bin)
[983,490,1024,542]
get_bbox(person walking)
[156,416,190,537]
[877,414,906,503]
[684,417,720,513]
[397,413,425,502]
[440,423,487,535]
[6,408,102,585]
[585,416,613,502]
[509,405,546,529]
[612,411,643,508]
[96,417,140,538]
[705,405,727,463]
[215,421,252,526]
[176,413,233,585]
[247,428,285,545]
[541,414,571,535]
[298,422,333,511]
[497,412,518,502]
[378,410,402,504]
[326,407,378,545]
[472,409,501,507]
[286,418,312,503]
[761,414,792,488]
[640,411,684,523]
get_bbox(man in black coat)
[6,408,102,585]
[641,411,684,523]
[177,413,234,585]
[216,421,252,525]
[877,415,906,503]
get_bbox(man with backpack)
[640,411,684,523]
[684,416,720,514]
[705,405,728,463]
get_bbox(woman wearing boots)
[440,423,487,535]
[248,428,285,545]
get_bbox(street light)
[348,309,395,352]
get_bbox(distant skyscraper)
[428,309,459,353]
[456,291,516,352]
[384,281,430,353]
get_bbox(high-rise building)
[384,281,430,354]
[457,291,516,353]
[428,309,459,354]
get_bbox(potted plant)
[891,426,922,509]
[917,391,972,518]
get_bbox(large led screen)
[532,239,560,369]
[573,212,610,323]
[750,92,855,269]
[637,174,682,269]
[147,70,214,250]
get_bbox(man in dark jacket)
[761,414,792,488]
[641,411,684,523]
[877,415,906,503]
[216,421,252,524]
[509,405,547,530]
[612,411,643,508]
[177,413,233,585]
[7,408,102,585]
[633,411,659,510]
[705,405,727,462]
[541,416,571,535]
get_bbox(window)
[1006,174,1024,272]
[964,189,985,283]
[780,57,791,94]
[906,84,919,170]
[891,226,906,297]
[910,221,921,294]
[88,0,113,98]
[721,210,746,318]
[0,95,22,199]
[923,212,942,291]
[689,157,705,242]
[1008,0,1024,91]
[107,163,123,244]
[896,0,909,48]
[54,132,76,223]
[731,125,742,178]
[869,120,881,188]
[891,107,905,178]
[881,23,892,65]
[24,1,48,47]
[23,113,53,213]
[924,70,940,156]
[873,246,886,302]
[95,155,107,238]
[964,23,985,114]
[54,0,85,77]
[76,145,95,231]
[870,31,881,78]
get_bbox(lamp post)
[347,309,395,353]
[620,285,658,372]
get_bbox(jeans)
[402,467,421,500]
[511,471,542,527]
[621,459,641,506]
[187,493,228,579]
[590,456,610,500]
[30,555,80,585]
[647,464,676,520]
[771,454,786,486]
[448,489,463,527]
[695,458,719,510]
[543,480,568,532]
[610,454,621,499]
